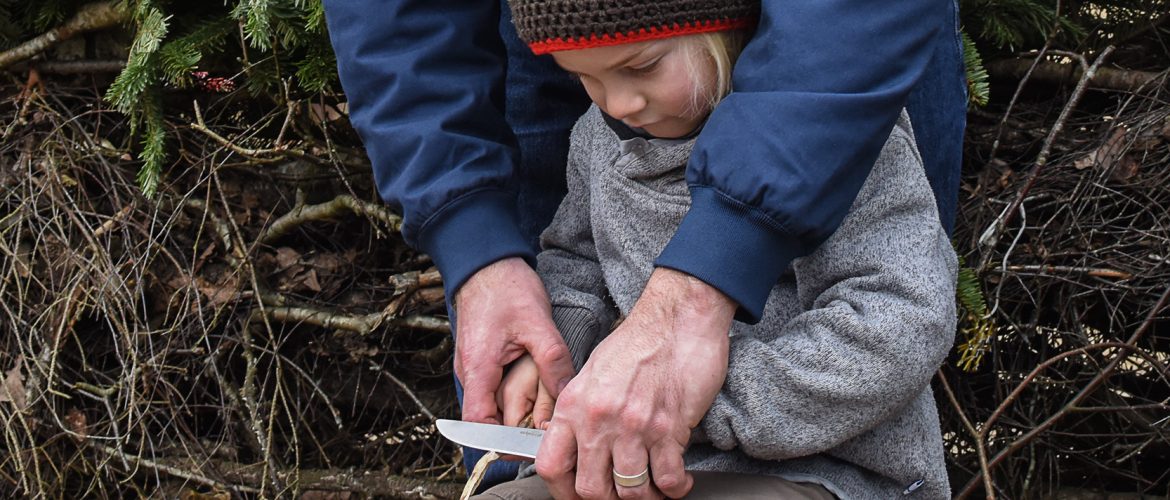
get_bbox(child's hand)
[496,354,557,430]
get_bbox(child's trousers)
[472,471,837,499]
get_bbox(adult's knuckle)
[540,340,572,364]
[654,472,682,492]
[585,400,615,422]
[535,459,567,479]
[619,405,652,431]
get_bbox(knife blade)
[436,419,544,459]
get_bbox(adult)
[323,0,966,494]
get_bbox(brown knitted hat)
[509,0,758,55]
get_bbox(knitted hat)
[510,0,758,55]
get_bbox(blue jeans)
[456,0,966,492]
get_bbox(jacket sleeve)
[655,0,947,323]
[323,0,531,296]
[699,121,959,460]
[536,115,618,371]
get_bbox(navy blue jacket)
[324,0,947,323]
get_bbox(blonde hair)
[684,30,748,118]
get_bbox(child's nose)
[604,88,646,121]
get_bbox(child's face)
[552,37,716,139]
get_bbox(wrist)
[644,268,736,342]
[453,256,534,311]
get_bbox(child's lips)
[623,119,655,129]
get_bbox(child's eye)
[628,58,661,75]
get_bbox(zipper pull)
[902,479,924,495]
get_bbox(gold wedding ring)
[612,467,650,488]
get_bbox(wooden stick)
[0,2,130,70]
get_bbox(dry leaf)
[275,247,301,269]
[0,356,28,412]
[65,407,88,442]
[197,276,240,306]
[1076,125,1129,171]
[302,269,323,293]
[309,252,347,273]
[308,102,345,123]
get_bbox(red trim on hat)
[529,18,754,55]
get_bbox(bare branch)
[0,2,130,70]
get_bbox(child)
[487,1,959,498]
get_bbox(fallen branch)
[987,58,1163,93]
[0,2,130,70]
[98,446,462,498]
[45,60,127,74]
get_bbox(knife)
[436,419,543,459]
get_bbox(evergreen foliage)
[955,253,996,371]
[962,31,991,108]
[0,0,338,196]
[1,0,1162,193]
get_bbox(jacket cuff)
[551,306,603,372]
[654,186,814,324]
[418,189,535,299]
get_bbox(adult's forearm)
[324,0,531,293]
[659,0,946,323]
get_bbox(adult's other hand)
[454,257,576,424]
[536,268,736,499]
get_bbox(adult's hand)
[536,268,736,499]
[454,257,576,424]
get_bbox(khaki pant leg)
[471,472,836,500]
[684,471,836,499]
[471,475,554,500]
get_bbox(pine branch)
[962,31,991,108]
[0,1,130,70]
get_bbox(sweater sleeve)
[323,0,531,297]
[655,0,947,323]
[536,113,619,371]
[700,118,959,460]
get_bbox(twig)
[191,101,311,163]
[994,264,1133,280]
[258,194,402,245]
[95,444,261,494]
[0,2,130,70]
[978,46,1116,269]
[986,0,1064,167]
[263,304,384,334]
[9,60,127,74]
[937,371,995,500]
[957,282,1170,498]
[395,315,451,334]
[368,361,437,421]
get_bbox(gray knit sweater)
[534,105,958,499]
